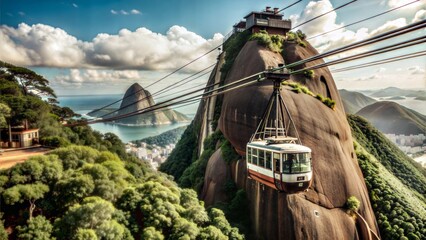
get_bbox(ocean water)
[58,95,197,143]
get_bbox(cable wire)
[331,50,426,73]
[307,0,420,40]
[291,0,357,29]
[277,0,303,13]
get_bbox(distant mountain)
[369,87,426,98]
[356,101,426,135]
[92,83,189,125]
[339,89,377,113]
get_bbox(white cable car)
[246,70,313,193]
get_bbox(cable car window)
[252,148,258,165]
[273,153,280,172]
[258,150,265,168]
[298,153,311,172]
[283,153,311,174]
[265,151,271,169]
[247,147,252,164]
[282,153,294,174]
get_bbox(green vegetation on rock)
[250,30,285,53]
[221,30,252,79]
[283,82,336,109]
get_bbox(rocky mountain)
[115,83,189,125]
[369,87,426,99]
[339,89,377,114]
[162,33,380,239]
[356,101,426,135]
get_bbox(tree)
[0,219,8,240]
[16,215,54,240]
[142,227,164,240]
[4,64,56,98]
[0,102,11,128]
[54,197,129,240]
[3,183,49,220]
[54,172,95,207]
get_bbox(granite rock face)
[116,83,188,125]
[201,40,379,239]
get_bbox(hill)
[356,101,426,135]
[339,89,377,113]
[369,87,426,98]
[132,125,187,147]
[95,83,190,125]
[161,30,379,239]
[348,114,426,239]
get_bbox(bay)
[58,95,197,143]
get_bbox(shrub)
[323,98,336,109]
[346,196,361,213]
[303,70,315,79]
[296,30,306,40]
[250,31,284,53]
[40,136,70,147]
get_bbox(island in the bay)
[88,83,189,125]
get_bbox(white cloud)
[387,0,419,8]
[0,23,223,72]
[0,23,86,67]
[412,9,426,23]
[294,0,412,55]
[72,3,78,8]
[111,9,141,15]
[55,69,141,86]
[369,18,407,36]
[18,12,25,16]
[130,9,141,15]
[408,66,425,75]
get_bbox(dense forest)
[348,115,426,240]
[0,62,243,239]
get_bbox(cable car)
[247,137,312,193]
[246,70,313,193]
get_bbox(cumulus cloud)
[111,10,118,15]
[72,3,78,8]
[369,18,407,36]
[412,9,426,23]
[408,66,425,75]
[0,23,87,67]
[0,23,223,71]
[294,0,411,54]
[55,69,141,86]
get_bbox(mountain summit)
[115,83,189,125]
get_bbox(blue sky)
[0,0,425,95]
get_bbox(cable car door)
[273,152,284,191]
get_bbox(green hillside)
[0,61,243,240]
[349,114,426,240]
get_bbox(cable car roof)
[248,140,311,153]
